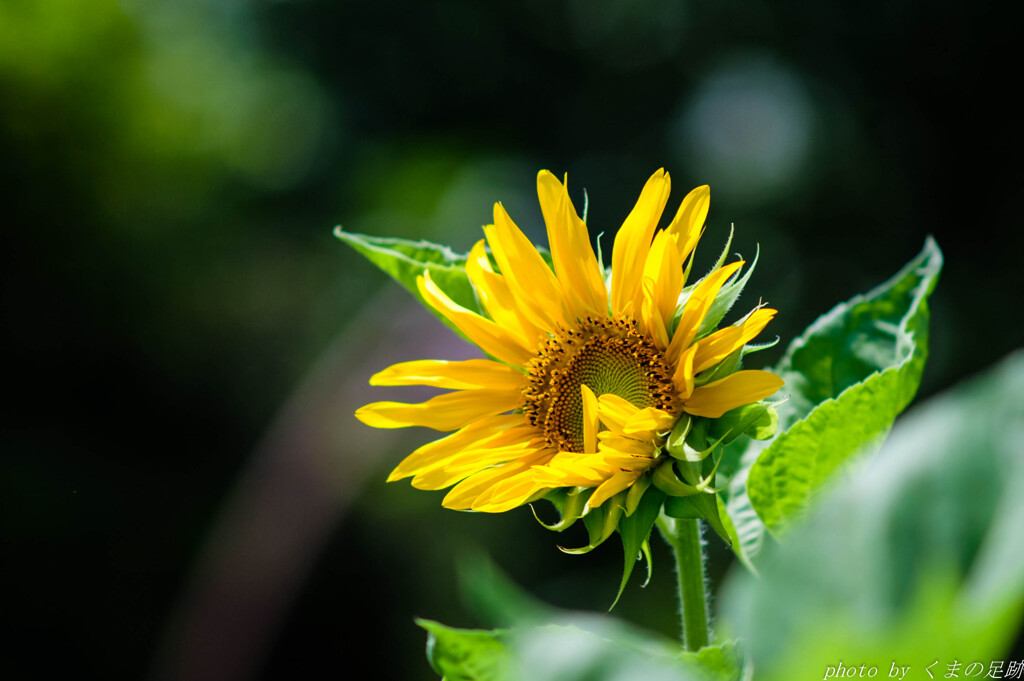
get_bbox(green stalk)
[656,516,710,651]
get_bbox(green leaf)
[455,556,743,681]
[611,487,665,608]
[715,495,758,574]
[772,237,942,430]
[679,640,745,681]
[722,238,942,549]
[418,619,511,681]
[512,623,731,681]
[720,351,1024,680]
[335,228,482,327]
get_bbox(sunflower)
[356,169,783,519]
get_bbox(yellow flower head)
[356,169,783,518]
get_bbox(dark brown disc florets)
[523,316,677,453]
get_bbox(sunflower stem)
[656,515,710,651]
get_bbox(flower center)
[523,316,677,453]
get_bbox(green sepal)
[559,494,622,555]
[418,619,511,681]
[694,344,744,388]
[335,228,482,332]
[671,416,735,464]
[652,455,725,501]
[668,415,719,463]
[652,459,700,496]
[668,439,716,463]
[705,402,779,446]
[682,247,696,283]
[669,230,741,338]
[590,496,623,545]
[611,486,665,609]
[531,487,590,532]
[696,444,729,489]
[664,492,732,548]
[709,224,735,273]
[685,416,711,451]
[665,413,692,453]
[696,244,760,339]
[624,474,651,516]
[740,335,780,357]
[638,539,654,588]
[669,419,732,466]
[677,459,704,487]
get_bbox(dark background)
[2,0,1021,679]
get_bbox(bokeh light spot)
[672,53,815,206]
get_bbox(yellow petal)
[537,171,607,318]
[483,203,567,330]
[593,394,673,441]
[386,414,524,482]
[597,435,659,457]
[442,449,552,511]
[692,308,777,375]
[355,388,523,431]
[588,471,641,508]
[472,470,551,512]
[641,280,670,349]
[465,240,545,348]
[667,260,744,364]
[411,441,536,490]
[530,458,607,487]
[581,384,599,455]
[610,169,671,316]
[665,184,710,263]
[428,435,542,479]
[418,271,533,365]
[370,358,526,390]
[640,230,684,348]
[620,407,676,437]
[595,453,656,469]
[672,342,699,399]
[683,370,785,418]
[595,393,640,434]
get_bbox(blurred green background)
[2,0,1021,679]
